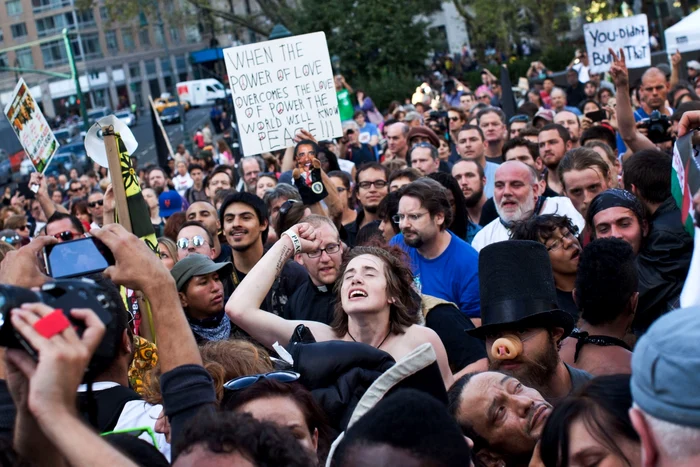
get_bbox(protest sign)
[583,15,651,74]
[3,78,59,174]
[223,32,342,156]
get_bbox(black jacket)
[635,197,693,333]
[289,340,395,431]
[283,277,336,324]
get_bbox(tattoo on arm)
[276,246,292,273]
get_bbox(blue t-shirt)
[390,231,480,318]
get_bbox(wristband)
[282,231,302,255]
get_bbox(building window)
[81,33,102,59]
[185,25,200,44]
[76,9,96,28]
[138,28,151,47]
[129,62,140,78]
[154,26,164,47]
[6,0,22,16]
[32,0,71,14]
[99,6,109,20]
[0,28,4,43]
[145,60,156,76]
[11,23,28,39]
[169,26,180,45]
[15,49,33,69]
[105,30,118,55]
[35,12,75,38]
[0,53,7,68]
[160,58,171,75]
[41,40,68,67]
[121,28,135,51]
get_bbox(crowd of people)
[0,44,700,467]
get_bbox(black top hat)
[467,240,575,340]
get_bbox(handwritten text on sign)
[583,15,651,74]
[223,32,342,155]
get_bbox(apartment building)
[0,0,211,118]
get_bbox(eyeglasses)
[509,115,530,124]
[478,95,490,100]
[357,180,387,190]
[53,231,80,242]
[88,200,104,208]
[279,199,301,217]
[546,230,578,252]
[177,235,209,249]
[306,243,340,258]
[18,225,29,231]
[449,116,461,122]
[224,371,300,392]
[0,235,20,245]
[392,212,429,223]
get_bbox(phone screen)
[45,237,113,278]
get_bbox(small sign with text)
[583,15,651,74]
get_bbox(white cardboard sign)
[583,14,651,74]
[223,32,342,156]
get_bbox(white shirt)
[338,158,355,175]
[573,63,590,83]
[471,196,585,252]
[172,173,194,197]
[78,381,171,461]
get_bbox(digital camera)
[640,110,672,143]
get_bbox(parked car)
[115,110,137,127]
[42,152,82,177]
[57,142,90,172]
[0,149,11,186]
[160,106,181,124]
[87,107,113,124]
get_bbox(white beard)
[496,192,536,223]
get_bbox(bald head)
[641,67,666,84]
[386,122,410,158]
[496,160,538,185]
[640,67,668,111]
[550,88,567,112]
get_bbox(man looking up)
[558,147,612,219]
[384,122,409,162]
[538,123,573,194]
[553,110,582,148]
[391,178,481,321]
[471,161,584,252]
[409,142,440,175]
[451,159,487,225]
[284,215,344,324]
[218,192,306,314]
[186,200,232,264]
[345,162,389,247]
[448,372,552,467]
[456,124,499,199]
[476,108,507,164]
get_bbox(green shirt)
[336,89,354,122]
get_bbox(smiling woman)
[224,222,454,387]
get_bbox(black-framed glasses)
[357,180,387,190]
[448,116,460,122]
[53,231,80,242]
[509,114,530,124]
[18,225,29,231]
[88,200,104,208]
[306,243,340,258]
[279,199,301,217]
[177,235,208,249]
[224,371,300,392]
[545,228,579,252]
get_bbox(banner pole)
[103,125,133,232]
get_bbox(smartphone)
[586,110,607,123]
[44,237,115,279]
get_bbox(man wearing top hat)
[467,240,592,400]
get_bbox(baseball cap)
[687,60,700,71]
[170,253,233,291]
[533,109,555,124]
[631,306,700,428]
[159,191,183,218]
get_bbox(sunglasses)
[177,235,208,249]
[224,371,300,392]
[18,225,29,231]
[279,199,301,217]
[88,200,104,208]
[448,116,460,122]
[53,231,81,242]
